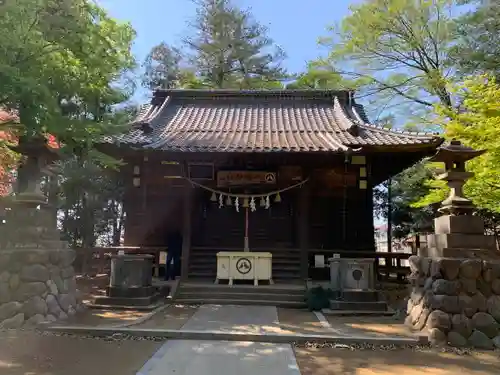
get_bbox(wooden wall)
[122,151,381,251]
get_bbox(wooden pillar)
[181,183,193,280]
[297,184,310,280]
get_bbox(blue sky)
[98,0,362,101]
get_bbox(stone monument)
[406,140,500,349]
[0,137,83,328]
[92,254,162,309]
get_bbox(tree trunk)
[387,178,392,253]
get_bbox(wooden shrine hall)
[102,89,442,284]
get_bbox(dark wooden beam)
[297,184,310,280]
[181,181,193,280]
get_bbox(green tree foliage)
[0,0,137,258]
[374,163,439,238]
[142,43,184,90]
[0,0,136,151]
[452,0,500,79]
[416,76,500,214]
[185,0,287,89]
[144,0,287,90]
[317,0,457,122]
[285,63,357,90]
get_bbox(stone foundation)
[0,249,82,328]
[406,255,500,349]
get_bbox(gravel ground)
[295,346,500,375]
[323,314,418,338]
[0,329,162,375]
[2,328,498,375]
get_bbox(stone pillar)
[405,140,500,349]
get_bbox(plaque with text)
[217,170,277,187]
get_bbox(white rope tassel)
[235,197,239,212]
[218,194,224,208]
[265,196,270,209]
[250,197,256,212]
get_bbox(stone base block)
[419,247,500,260]
[405,255,500,350]
[427,233,497,251]
[93,293,162,309]
[107,286,156,299]
[434,215,485,235]
[0,248,81,328]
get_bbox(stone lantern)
[4,136,61,248]
[422,140,497,258]
[405,140,500,349]
[429,139,485,216]
[0,136,82,329]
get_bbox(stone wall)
[0,249,82,328]
[406,255,500,349]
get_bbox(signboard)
[217,171,277,187]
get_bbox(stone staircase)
[174,283,307,308]
[188,247,302,284]
[325,289,393,315]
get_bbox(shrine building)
[102,89,442,284]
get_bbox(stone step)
[189,259,300,268]
[179,285,305,296]
[322,308,395,317]
[174,298,306,308]
[330,290,380,303]
[177,291,305,303]
[188,269,302,281]
[329,300,389,312]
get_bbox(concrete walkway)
[181,304,280,334]
[136,304,301,375]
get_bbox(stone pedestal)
[325,258,389,314]
[405,140,500,348]
[0,248,82,328]
[406,256,500,349]
[425,215,498,257]
[93,255,161,309]
[328,258,375,291]
[409,216,500,348]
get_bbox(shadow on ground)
[0,330,161,375]
[295,347,500,375]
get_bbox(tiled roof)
[110,90,442,153]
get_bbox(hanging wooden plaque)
[217,170,277,187]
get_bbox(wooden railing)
[74,246,165,275]
[75,246,412,284]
